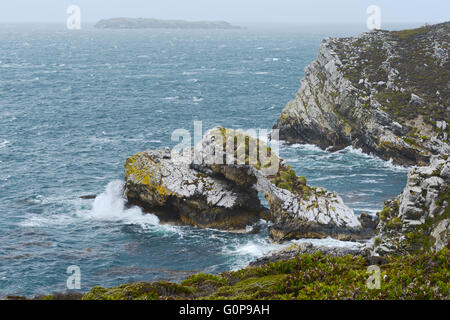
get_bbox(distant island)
[94,18,242,29]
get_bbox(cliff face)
[274,22,449,166]
[373,155,449,255]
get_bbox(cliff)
[94,18,241,29]
[273,22,449,166]
[373,154,449,255]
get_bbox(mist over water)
[0,24,408,296]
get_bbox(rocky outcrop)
[373,155,449,255]
[124,149,267,230]
[124,127,374,240]
[273,22,449,166]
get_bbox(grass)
[78,249,449,300]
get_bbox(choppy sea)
[0,23,410,296]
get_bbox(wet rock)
[80,194,97,200]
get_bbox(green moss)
[392,26,429,40]
[378,205,392,222]
[374,237,381,247]
[402,137,418,146]
[209,127,278,171]
[204,274,287,300]
[181,273,229,289]
[387,217,403,230]
[267,164,312,199]
[404,205,449,252]
[83,281,195,300]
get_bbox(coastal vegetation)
[38,248,447,300]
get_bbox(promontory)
[273,22,449,166]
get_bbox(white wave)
[360,179,379,184]
[163,96,179,101]
[224,235,365,270]
[381,158,410,172]
[291,237,365,248]
[84,180,167,230]
[309,175,347,182]
[288,143,323,152]
[182,71,197,75]
[19,213,78,228]
[284,143,409,172]
[192,97,203,102]
[254,72,268,75]
[339,146,371,157]
[353,208,379,215]
[223,238,285,270]
[340,146,410,172]
[19,181,179,234]
[227,71,245,75]
[0,140,10,148]
[89,136,113,144]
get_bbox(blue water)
[0,24,408,297]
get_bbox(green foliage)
[405,208,450,252]
[82,281,195,300]
[82,249,449,300]
[392,26,429,40]
[387,217,403,230]
[268,165,311,199]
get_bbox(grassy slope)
[78,249,449,300]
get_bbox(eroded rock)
[124,127,374,241]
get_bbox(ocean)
[0,23,409,296]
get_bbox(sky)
[0,0,448,25]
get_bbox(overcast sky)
[0,0,448,24]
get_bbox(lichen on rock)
[125,149,267,231]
